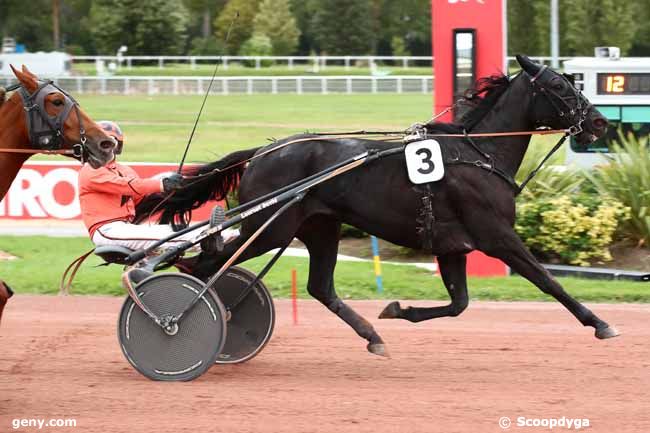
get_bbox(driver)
[78,120,238,251]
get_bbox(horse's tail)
[135,146,262,225]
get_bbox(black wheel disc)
[117,273,227,381]
[210,267,275,364]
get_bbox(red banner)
[0,162,214,221]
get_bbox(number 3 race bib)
[404,139,445,184]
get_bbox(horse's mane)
[0,87,6,108]
[426,74,511,133]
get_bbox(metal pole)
[550,0,559,68]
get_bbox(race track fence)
[1,76,434,95]
[70,55,571,71]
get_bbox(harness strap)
[446,159,520,191]
[0,147,78,155]
[516,134,568,194]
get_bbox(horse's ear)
[515,55,542,77]
[10,64,37,93]
[21,65,38,80]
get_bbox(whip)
[177,11,240,174]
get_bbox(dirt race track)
[1,296,649,433]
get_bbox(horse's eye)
[52,99,64,107]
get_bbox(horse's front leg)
[482,228,619,339]
[379,254,469,322]
[0,280,14,325]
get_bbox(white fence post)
[297,77,303,95]
[371,77,377,94]
[158,58,164,69]
[247,78,253,95]
[346,77,352,94]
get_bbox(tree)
[563,0,637,56]
[508,0,544,56]
[312,0,374,55]
[376,0,431,56]
[252,0,300,55]
[214,0,261,54]
[289,0,319,54]
[0,0,53,52]
[89,0,189,55]
[629,2,650,56]
[183,0,226,39]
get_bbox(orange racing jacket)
[78,161,163,237]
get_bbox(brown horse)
[0,65,116,325]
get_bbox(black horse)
[137,55,614,356]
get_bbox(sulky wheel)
[208,266,275,364]
[117,273,227,381]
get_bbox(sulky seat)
[94,245,135,265]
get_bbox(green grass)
[72,63,433,77]
[1,236,647,302]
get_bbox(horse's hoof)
[378,301,402,319]
[367,343,390,358]
[595,325,620,339]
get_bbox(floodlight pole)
[550,0,559,68]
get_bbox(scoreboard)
[564,56,650,168]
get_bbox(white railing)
[72,55,434,71]
[70,55,573,71]
[1,75,434,95]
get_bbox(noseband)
[2,80,87,159]
[529,65,591,137]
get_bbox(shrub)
[189,37,224,56]
[340,224,368,239]
[585,132,650,246]
[515,195,629,266]
[238,33,273,67]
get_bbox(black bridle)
[4,80,87,159]
[528,64,591,137]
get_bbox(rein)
[182,127,569,183]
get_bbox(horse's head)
[516,55,608,146]
[10,65,116,168]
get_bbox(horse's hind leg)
[379,254,469,322]
[297,216,389,357]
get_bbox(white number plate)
[404,139,445,184]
